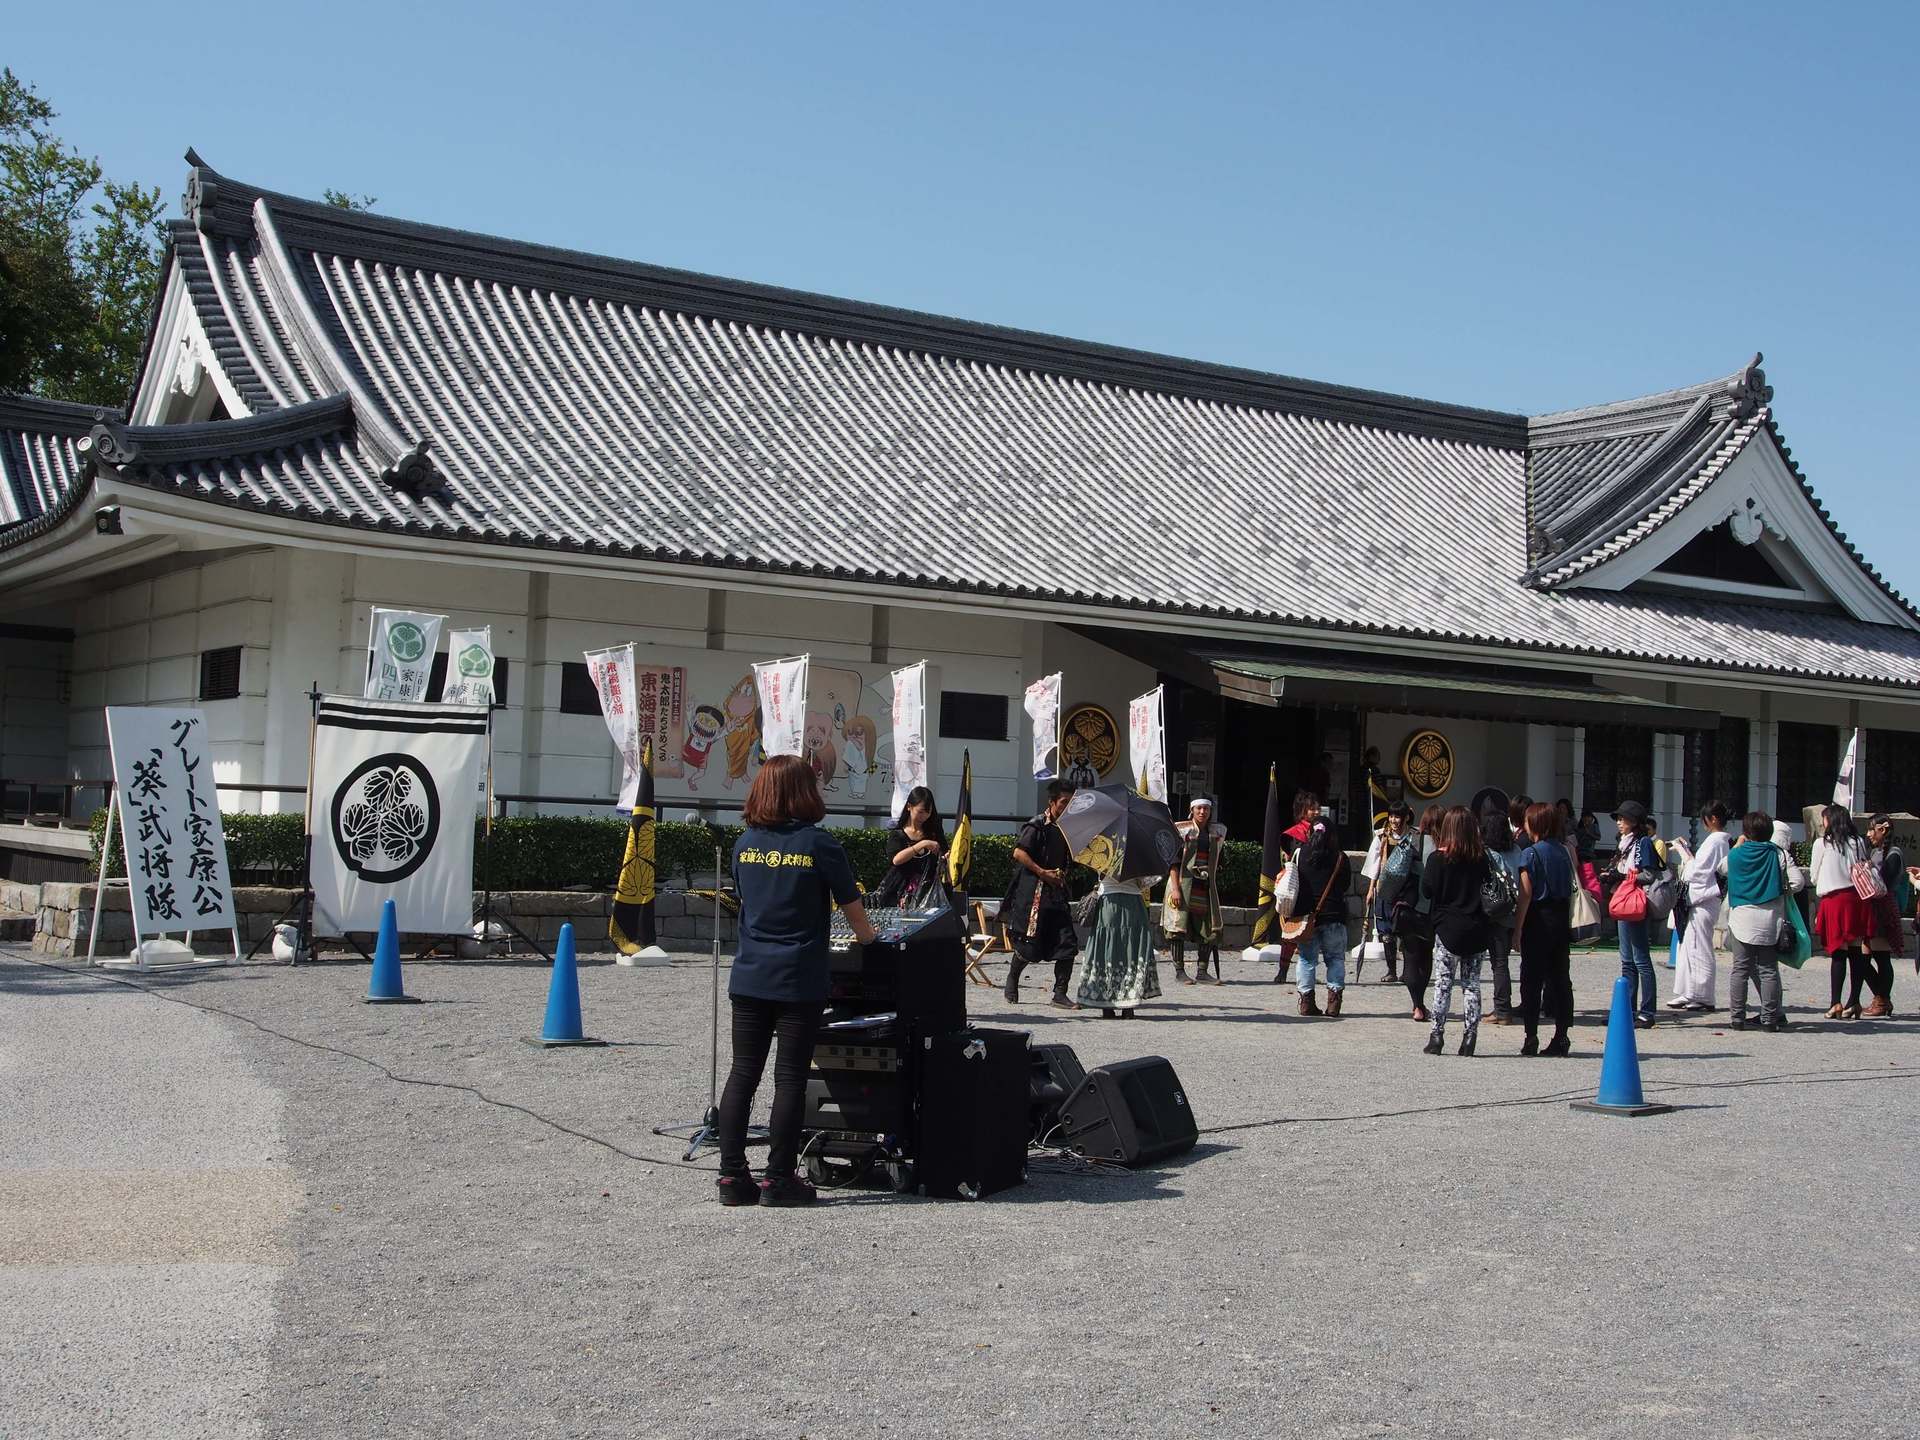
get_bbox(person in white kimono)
[1669,800,1732,1011]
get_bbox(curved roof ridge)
[81,391,354,472]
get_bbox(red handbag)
[1607,878,1648,922]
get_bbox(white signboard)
[104,706,237,939]
[889,661,927,816]
[585,644,642,809]
[1025,672,1063,780]
[441,626,495,707]
[309,696,488,936]
[754,654,810,759]
[1129,685,1167,802]
[366,607,445,702]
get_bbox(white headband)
[1190,798,1213,813]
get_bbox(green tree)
[0,68,164,408]
[322,188,377,212]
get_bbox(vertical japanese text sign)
[105,707,237,938]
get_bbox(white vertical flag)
[1834,727,1863,810]
[754,655,810,758]
[1129,685,1167,802]
[441,626,495,707]
[890,661,928,816]
[585,644,642,808]
[1025,672,1063,780]
[104,707,237,941]
[366,607,445,702]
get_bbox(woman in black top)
[871,785,945,909]
[1419,805,1493,1057]
[717,755,878,1208]
[1292,821,1352,1017]
[1395,802,1446,1022]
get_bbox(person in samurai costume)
[1166,797,1228,984]
[1002,780,1081,1009]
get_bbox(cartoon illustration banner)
[1025,672,1063,780]
[440,626,495,707]
[889,661,927,817]
[308,696,488,936]
[585,644,642,809]
[754,654,810,759]
[365,606,445,702]
[104,706,236,938]
[1129,685,1167,802]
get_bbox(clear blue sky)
[14,2,1918,598]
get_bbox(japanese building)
[5,153,1919,871]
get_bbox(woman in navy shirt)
[717,755,877,1207]
[1511,801,1576,1056]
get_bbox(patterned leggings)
[1429,936,1486,1043]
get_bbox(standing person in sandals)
[1003,780,1080,1010]
[1371,802,1418,986]
[1720,811,1806,1032]
[871,785,945,909]
[1670,800,1733,1012]
[1810,804,1875,1020]
[717,754,878,1207]
[1395,802,1445,1022]
[1077,861,1161,1018]
[1610,800,1662,1029]
[1292,819,1352,1016]
[1167,797,1227,985]
[1473,788,1523,1025]
[1862,813,1904,1017]
[1511,801,1576,1056]
[1270,791,1321,983]
[1420,805,1493,1056]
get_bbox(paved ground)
[2,938,1915,1440]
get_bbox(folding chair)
[966,900,1011,987]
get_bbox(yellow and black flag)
[610,737,659,955]
[1250,762,1285,947]
[947,748,974,894]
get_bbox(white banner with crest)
[366,607,445,702]
[441,626,495,707]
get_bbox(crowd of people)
[711,754,1914,1205]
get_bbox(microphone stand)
[653,813,765,1161]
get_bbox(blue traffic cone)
[364,899,421,1005]
[1571,975,1673,1116]
[535,923,605,1048]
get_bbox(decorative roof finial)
[1725,353,1772,420]
[79,414,141,473]
[379,439,449,502]
[184,168,220,233]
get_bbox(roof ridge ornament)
[185,168,220,235]
[78,413,141,474]
[379,439,449,502]
[1725,353,1772,421]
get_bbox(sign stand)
[470,702,550,962]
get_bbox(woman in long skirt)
[1077,875,1162,1018]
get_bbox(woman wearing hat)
[1167,797,1227,984]
[1611,801,1662,1029]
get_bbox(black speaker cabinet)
[914,1028,1030,1199]
[1057,1056,1198,1166]
[1027,1042,1086,1141]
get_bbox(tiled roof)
[0,394,103,530]
[11,156,1918,692]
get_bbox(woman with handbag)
[1372,802,1418,986]
[1719,811,1807,1032]
[1862,813,1903,1017]
[1269,791,1321,984]
[1608,800,1662,1030]
[1289,820,1352,1016]
[1419,805,1493,1056]
[1394,803,1445,1022]
[1810,805,1875,1020]
[1512,802,1576,1055]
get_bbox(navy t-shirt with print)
[730,822,862,1003]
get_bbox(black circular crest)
[1154,827,1182,869]
[330,753,441,884]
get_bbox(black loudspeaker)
[1057,1056,1198,1167]
[914,1028,1030,1199]
[1027,1042,1086,1141]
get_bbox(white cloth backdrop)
[309,696,487,936]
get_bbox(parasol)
[1056,785,1182,882]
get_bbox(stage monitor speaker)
[1027,1042,1086,1141]
[914,1027,1029,1199]
[1057,1056,1198,1167]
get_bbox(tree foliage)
[322,189,377,212]
[0,69,165,408]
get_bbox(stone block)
[653,892,685,919]
[659,915,697,940]
[505,890,606,917]
[562,916,610,943]
[234,886,301,914]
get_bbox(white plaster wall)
[1038,623,1159,815]
[1365,712,1491,814]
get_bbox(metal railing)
[1,776,1033,827]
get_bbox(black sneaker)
[716,1168,759,1207]
[1634,1015,1656,1030]
[1763,1016,1791,1033]
[757,1173,818,1207]
[1729,1016,1751,1030]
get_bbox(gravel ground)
[3,940,1916,1440]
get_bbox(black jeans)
[718,995,823,1177]
[1519,898,1572,1040]
[1400,929,1435,1011]
[1488,929,1514,1013]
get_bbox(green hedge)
[87,809,1267,903]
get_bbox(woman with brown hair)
[1511,801,1576,1056]
[717,754,878,1207]
[1419,804,1492,1056]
